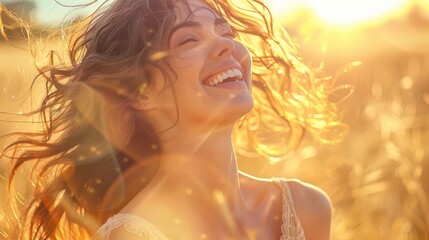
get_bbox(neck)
[151,124,249,215]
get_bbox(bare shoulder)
[287,179,332,240]
[238,172,332,239]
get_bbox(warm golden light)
[308,0,407,26]
[267,0,410,26]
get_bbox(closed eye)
[222,32,235,39]
[179,37,198,46]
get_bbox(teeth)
[233,69,242,78]
[206,68,243,87]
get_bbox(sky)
[1,0,108,25]
[268,0,413,26]
[1,0,423,27]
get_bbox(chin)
[221,93,254,123]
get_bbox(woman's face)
[145,0,253,131]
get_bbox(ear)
[129,94,157,111]
[130,66,164,111]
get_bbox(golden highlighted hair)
[0,0,347,239]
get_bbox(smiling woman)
[0,0,342,239]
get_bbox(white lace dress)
[92,178,305,240]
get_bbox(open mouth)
[203,68,243,87]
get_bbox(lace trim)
[272,178,306,240]
[92,214,169,240]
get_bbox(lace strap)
[272,178,306,240]
[92,214,169,240]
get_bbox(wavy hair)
[0,0,347,239]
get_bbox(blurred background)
[1,0,429,239]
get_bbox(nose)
[211,35,235,58]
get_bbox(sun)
[266,0,409,26]
[307,0,407,26]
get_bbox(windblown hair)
[0,0,346,239]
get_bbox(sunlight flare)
[267,0,410,26]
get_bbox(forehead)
[174,0,222,22]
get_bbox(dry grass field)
[275,9,429,239]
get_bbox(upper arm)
[288,180,332,240]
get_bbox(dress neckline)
[93,177,305,240]
[271,178,306,240]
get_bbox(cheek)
[167,47,207,89]
[234,42,251,72]
[233,42,252,90]
[169,45,207,67]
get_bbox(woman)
[1,0,340,239]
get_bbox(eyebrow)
[169,18,230,37]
